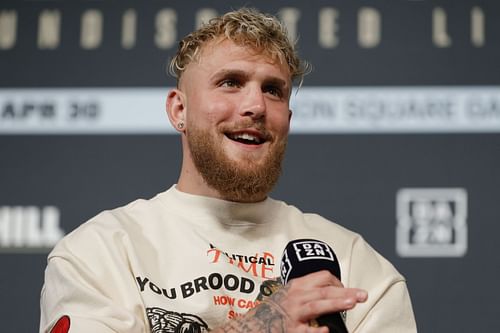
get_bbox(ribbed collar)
[158,185,281,226]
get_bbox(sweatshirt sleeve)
[344,235,417,333]
[39,213,148,333]
[351,280,417,332]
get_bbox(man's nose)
[239,86,266,119]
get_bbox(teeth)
[230,133,261,144]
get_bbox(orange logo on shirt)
[207,244,275,278]
[50,315,70,333]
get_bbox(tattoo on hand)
[211,285,291,333]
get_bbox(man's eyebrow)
[210,69,289,88]
[210,69,249,82]
[263,77,288,88]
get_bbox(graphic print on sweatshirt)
[207,243,276,279]
[147,308,209,333]
[137,242,284,326]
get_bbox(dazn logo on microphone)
[293,240,335,262]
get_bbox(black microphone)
[280,239,348,333]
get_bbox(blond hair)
[168,8,309,84]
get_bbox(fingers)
[276,270,368,323]
[290,284,365,305]
[289,270,344,289]
[289,323,329,333]
[304,325,329,333]
[288,288,367,321]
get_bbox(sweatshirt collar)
[160,185,280,225]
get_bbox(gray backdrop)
[1,1,499,332]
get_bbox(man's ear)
[166,88,187,133]
[288,109,293,121]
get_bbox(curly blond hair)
[169,8,309,84]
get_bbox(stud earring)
[177,122,184,129]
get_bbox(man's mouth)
[225,131,267,145]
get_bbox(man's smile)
[224,129,269,146]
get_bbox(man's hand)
[212,270,368,333]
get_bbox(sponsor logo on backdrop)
[396,188,468,257]
[0,206,65,253]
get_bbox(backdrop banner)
[1,1,499,332]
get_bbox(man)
[40,8,416,333]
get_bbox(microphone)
[280,239,348,333]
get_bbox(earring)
[177,122,184,130]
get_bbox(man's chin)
[188,128,285,202]
[227,156,266,170]
[225,145,268,163]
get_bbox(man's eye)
[264,86,283,98]
[220,79,240,88]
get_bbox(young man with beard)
[40,8,416,333]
